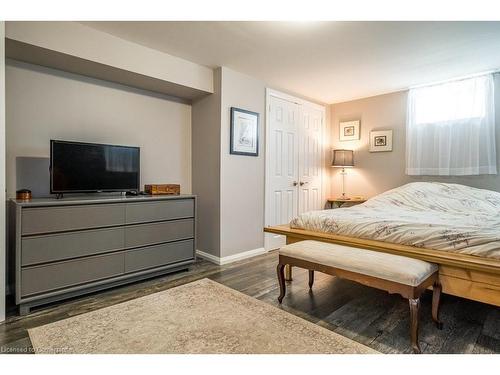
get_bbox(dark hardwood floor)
[1,251,499,354]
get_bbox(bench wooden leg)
[285,264,293,281]
[409,298,421,354]
[432,281,443,329]
[277,263,286,303]
[308,270,314,289]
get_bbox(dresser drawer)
[21,227,125,266]
[125,199,194,224]
[21,204,125,235]
[124,239,194,273]
[124,219,194,248]
[21,253,124,297]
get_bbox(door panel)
[268,96,299,226]
[266,93,324,251]
[266,96,300,250]
[298,105,324,215]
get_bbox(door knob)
[299,181,309,186]
[292,181,298,186]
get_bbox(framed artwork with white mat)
[370,130,393,152]
[339,120,360,141]
[230,107,259,156]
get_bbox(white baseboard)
[195,250,221,264]
[196,247,267,266]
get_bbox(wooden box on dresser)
[9,194,196,315]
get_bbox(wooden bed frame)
[264,225,500,307]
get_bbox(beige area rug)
[28,278,377,354]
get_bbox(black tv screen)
[50,140,140,194]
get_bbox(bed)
[264,182,500,306]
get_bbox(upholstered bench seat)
[279,240,438,287]
[276,240,442,354]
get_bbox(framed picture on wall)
[230,107,259,156]
[339,120,360,141]
[369,130,393,152]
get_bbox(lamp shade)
[332,149,354,167]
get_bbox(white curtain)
[406,74,496,176]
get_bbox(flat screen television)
[50,140,140,194]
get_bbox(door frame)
[264,88,327,250]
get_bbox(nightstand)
[326,197,366,209]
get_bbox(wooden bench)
[276,240,443,353]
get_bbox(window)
[406,74,496,176]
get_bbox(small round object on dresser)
[16,189,32,201]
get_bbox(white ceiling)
[82,21,500,104]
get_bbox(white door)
[265,95,300,250]
[298,105,323,215]
[265,92,325,251]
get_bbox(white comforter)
[290,182,500,259]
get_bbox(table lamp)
[331,149,354,199]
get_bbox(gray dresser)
[9,195,196,315]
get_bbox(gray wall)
[329,74,500,198]
[6,59,192,198]
[6,21,214,97]
[220,67,266,258]
[191,68,222,258]
[193,66,328,259]
[1,21,6,322]
[192,67,267,259]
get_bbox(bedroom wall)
[6,21,214,97]
[5,59,192,198]
[329,74,500,198]
[1,21,6,322]
[192,68,222,258]
[192,67,267,261]
[193,66,330,261]
[219,67,266,258]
